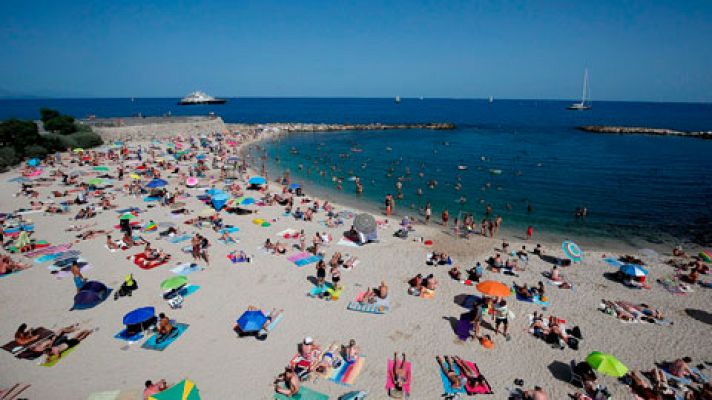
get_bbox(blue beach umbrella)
[27,158,40,167]
[288,183,301,190]
[236,310,268,333]
[123,306,156,325]
[146,178,168,188]
[562,240,583,263]
[206,188,224,196]
[248,176,266,185]
[620,264,648,277]
[211,193,229,210]
[196,154,207,160]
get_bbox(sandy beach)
[1,124,711,400]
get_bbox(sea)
[2,97,711,250]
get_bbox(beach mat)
[1,327,53,354]
[167,234,192,244]
[274,386,328,400]
[347,292,389,314]
[309,282,343,300]
[328,356,366,386]
[40,345,79,367]
[141,323,188,351]
[170,263,201,276]
[439,360,466,395]
[35,250,81,264]
[386,359,412,395]
[132,253,168,270]
[86,389,141,400]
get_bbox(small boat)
[489,169,502,175]
[385,146,392,152]
[457,165,468,170]
[350,147,363,153]
[394,96,401,104]
[178,91,227,105]
[488,96,493,103]
[567,69,592,110]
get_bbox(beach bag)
[570,326,583,340]
[568,337,579,350]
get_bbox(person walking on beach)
[441,208,449,226]
[424,202,432,224]
[493,299,509,337]
[527,225,533,240]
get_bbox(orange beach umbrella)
[476,280,511,297]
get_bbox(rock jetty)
[578,125,712,139]
[227,122,455,133]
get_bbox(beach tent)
[148,379,200,400]
[211,193,229,210]
[73,281,110,310]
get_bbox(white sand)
[1,131,710,399]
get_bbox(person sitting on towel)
[274,366,300,397]
[514,282,533,300]
[344,339,360,362]
[143,379,168,399]
[157,313,175,339]
[360,281,388,304]
[14,323,40,346]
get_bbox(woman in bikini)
[391,352,409,393]
[436,356,463,390]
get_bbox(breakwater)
[578,125,712,139]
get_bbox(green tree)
[40,107,61,123]
[0,119,41,150]
[44,115,77,135]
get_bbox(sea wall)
[82,116,227,141]
[578,125,712,139]
[225,122,455,133]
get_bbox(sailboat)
[567,69,591,110]
[488,96,493,103]
[394,96,401,104]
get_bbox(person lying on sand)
[0,255,29,275]
[342,255,358,269]
[315,342,342,374]
[436,356,463,390]
[452,355,489,394]
[28,325,93,364]
[514,282,533,300]
[360,281,388,304]
[390,352,408,393]
[75,229,107,241]
[274,366,300,397]
[449,266,462,280]
[143,379,168,399]
[408,274,423,296]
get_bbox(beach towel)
[439,360,466,395]
[513,289,550,307]
[40,346,79,367]
[347,292,389,314]
[387,359,412,396]
[167,234,191,244]
[22,244,72,258]
[219,226,240,234]
[175,284,200,298]
[461,360,493,394]
[141,323,189,351]
[328,356,366,386]
[131,253,168,270]
[1,328,53,355]
[273,386,329,400]
[309,282,343,300]
[113,328,144,342]
[658,276,693,295]
[35,250,81,264]
[288,252,322,267]
[604,258,623,268]
[50,263,94,279]
[170,263,202,276]
[143,196,160,202]
[337,237,360,248]
[86,389,141,400]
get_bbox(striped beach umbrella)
[148,379,200,400]
[562,240,583,263]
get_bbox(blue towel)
[178,285,200,298]
[439,361,466,394]
[309,282,334,297]
[295,256,321,267]
[219,226,240,234]
[168,234,192,244]
[141,323,189,351]
[143,197,160,202]
[604,258,623,267]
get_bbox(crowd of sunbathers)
[528,311,583,350]
[598,300,672,325]
[10,323,95,364]
[0,254,29,275]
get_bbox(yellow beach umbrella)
[129,173,141,180]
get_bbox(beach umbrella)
[196,154,207,160]
[161,276,188,292]
[586,352,628,377]
[211,193,229,210]
[199,208,216,217]
[248,176,266,185]
[353,213,377,234]
[476,280,511,297]
[73,148,84,153]
[148,379,200,400]
[186,177,198,187]
[700,249,712,263]
[73,281,109,309]
[206,188,224,196]
[288,183,301,190]
[235,310,268,333]
[146,178,168,188]
[27,158,40,167]
[86,177,104,186]
[93,166,110,172]
[130,173,142,180]
[119,213,136,220]
[123,306,156,325]
[619,264,648,277]
[562,240,583,263]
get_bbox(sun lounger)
[141,323,189,351]
[386,359,412,398]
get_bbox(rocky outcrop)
[578,125,712,139]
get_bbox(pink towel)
[287,252,310,262]
[386,360,412,394]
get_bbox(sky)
[1,1,711,102]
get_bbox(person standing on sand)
[425,202,432,224]
[441,208,449,226]
[71,261,86,293]
[527,225,533,240]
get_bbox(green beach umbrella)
[119,213,135,220]
[86,177,103,186]
[586,351,628,377]
[148,379,200,400]
[160,276,188,291]
[93,166,110,172]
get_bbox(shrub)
[40,108,61,123]
[0,119,40,150]
[65,131,104,148]
[0,147,19,172]
[23,144,49,159]
[44,115,77,135]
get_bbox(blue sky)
[1,1,710,101]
